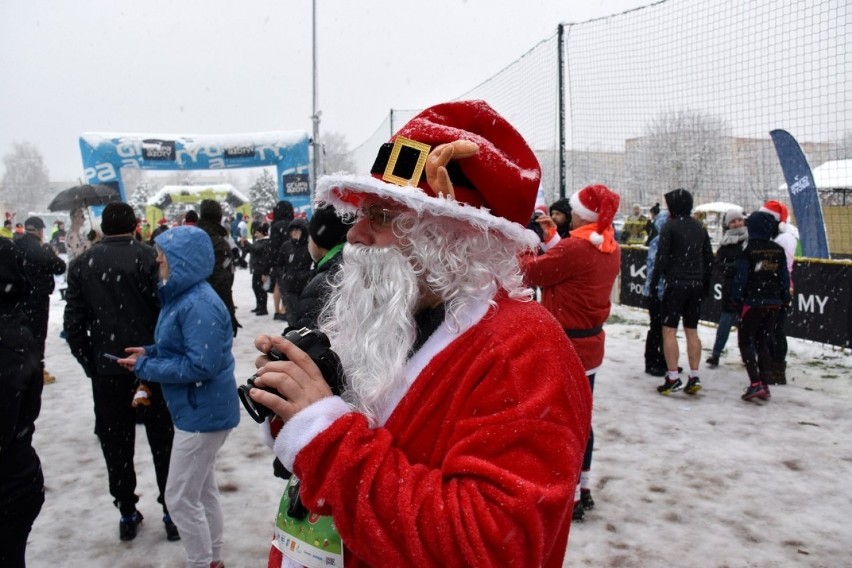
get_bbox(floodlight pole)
[311,0,321,198]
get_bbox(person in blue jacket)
[118,225,239,568]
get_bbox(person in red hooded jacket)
[249,101,591,568]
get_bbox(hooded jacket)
[650,189,713,292]
[284,243,345,332]
[134,226,240,432]
[731,212,791,308]
[714,223,749,312]
[270,201,296,274]
[278,218,313,294]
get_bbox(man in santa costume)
[249,100,592,568]
[520,184,622,522]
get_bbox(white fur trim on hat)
[590,232,604,245]
[317,173,539,249]
[569,190,599,222]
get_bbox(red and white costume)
[521,224,621,374]
[266,294,590,567]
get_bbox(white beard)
[318,244,421,424]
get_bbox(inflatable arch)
[79,131,312,212]
[144,184,252,229]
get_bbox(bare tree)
[629,110,730,204]
[1,141,50,218]
[322,132,357,175]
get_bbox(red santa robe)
[267,294,591,568]
[520,223,622,373]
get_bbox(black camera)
[528,213,545,241]
[237,327,345,423]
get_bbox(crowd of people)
[1,99,801,567]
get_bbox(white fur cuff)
[274,396,352,471]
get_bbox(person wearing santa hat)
[758,200,799,384]
[520,183,621,522]
[249,100,591,568]
[650,188,714,396]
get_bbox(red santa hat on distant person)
[315,100,542,248]
[759,200,788,231]
[569,184,620,245]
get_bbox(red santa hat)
[315,100,541,248]
[759,200,788,231]
[568,184,620,245]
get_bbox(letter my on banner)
[769,129,830,259]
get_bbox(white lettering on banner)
[798,294,829,314]
[145,147,172,158]
[629,264,646,279]
[84,163,117,183]
[121,159,142,170]
[256,143,284,161]
[789,176,811,196]
[202,145,224,158]
[713,282,723,300]
[116,140,142,158]
[176,146,201,165]
[628,282,644,295]
[286,180,309,193]
[208,157,225,169]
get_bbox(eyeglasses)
[355,204,402,230]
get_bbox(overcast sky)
[0,0,651,182]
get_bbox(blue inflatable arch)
[79,131,312,212]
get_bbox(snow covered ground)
[26,268,852,567]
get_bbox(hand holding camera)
[239,328,345,423]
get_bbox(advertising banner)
[79,131,311,210]
[770,129,830,259]
[619,248,851,347]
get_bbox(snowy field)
[26,267,852,567]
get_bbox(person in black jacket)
[650,188,713,395]
[277,218,313,323]
[248,222,273,315]
[269,200,295,320]
[731,211,791,401]
[0,238,44,567]
[63,202,177,542]
[706,207,748,367]
[284,204,351,332]
[15,216,66,375]
[196,200,240,336]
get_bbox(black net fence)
[349,0,851,256]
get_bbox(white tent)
[778,159,852,191]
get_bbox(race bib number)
[274,476,343,568]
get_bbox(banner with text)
[79,131,311,211]
[619,247,850,348]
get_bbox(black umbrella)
[47,184,122,212]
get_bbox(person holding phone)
[63,202,176,543]
[118,225,240,568]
